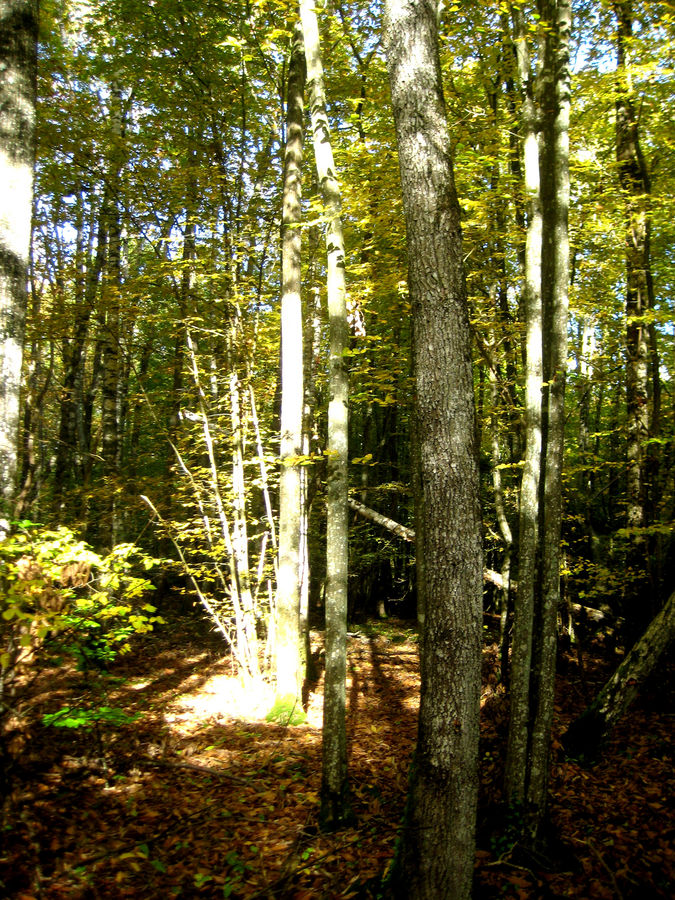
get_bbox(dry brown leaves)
[1,616,672,899]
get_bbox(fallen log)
[348,498,415,542]
[348,498,504,589]
[562,588,675,760]
[348,498,619,627]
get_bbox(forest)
[0,0,673,897]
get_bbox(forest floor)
[1,608,673,899]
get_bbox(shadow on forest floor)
[1,609,673,898]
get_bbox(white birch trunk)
[0,0,38,511]
[275,21,306,702]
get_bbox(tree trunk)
[300,0,353,830]
[503,1,571,850]
[614,0,655,629]
[0,0,38,512]
[100,89,125,548]
[383,2,483,897]
[504,0,544,810]
[275,21,306,703]
[563,589,675,760]
[53,192,108,515]
[526,0,571,834]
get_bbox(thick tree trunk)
[383,2,483,897]
[275,20,306,703]
[300,0,353,830]
[0,0,38,511]
[563,589,675,760]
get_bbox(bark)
[383,2,483,897]
[526,0,571,832]
[53,192,108,513]
[348,498,415,543]
[504,0,544,810]
[501,1,571,850]
[275,20,306,702]
[615,0,650,537]
[300,0,352,829]
[0,0,38,511]
[100,89,125,547]
[563,589,675,760]
[614,0,658,626]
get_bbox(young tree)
[275,21,306,704]
[383,1,483,896]
[0,0,38,512]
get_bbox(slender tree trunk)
[383,2,483,897]
[300,0,353,830]
[614,0,655,626]
[503,2,571,849]
[227,362,259,673]
[0,0,38,512]
[526,0,571,833]
[504,0,544,809]
[275,21,306,703]
[53,193,108,514]
[100,90,125,547]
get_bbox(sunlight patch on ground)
[165,673,275,728]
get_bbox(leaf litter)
[1,613,672,898]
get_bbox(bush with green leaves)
[0,521,165,692]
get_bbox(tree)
[503,0,571,848]
[383,1,483,896]
[614,0,661,628]
[0,0,38,513]
[300,0,353,830]
[275,20,306,705]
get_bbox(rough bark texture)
[275,21,306,702]
[563,589,675,760]
[300,0,352,830]
[0,0,38,510]
[383,2,483,897]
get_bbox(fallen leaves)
[1,619,673,898]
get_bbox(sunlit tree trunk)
[227,359,258,673]
[526,0,571,833]
[384,1,483,896]
[300,0,352,829]
[504,0,544,810]
[0,0,38,513]
[275,21,306,703]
